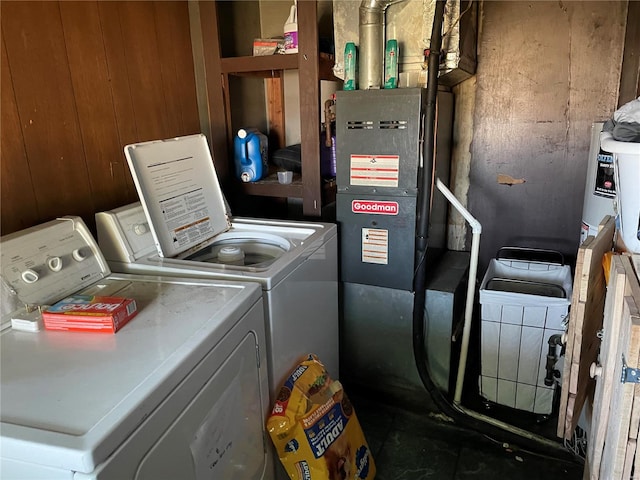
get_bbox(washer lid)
[125,134,230,258]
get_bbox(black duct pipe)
[411,0,581,464]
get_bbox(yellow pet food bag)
[267,354,376,480]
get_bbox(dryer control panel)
[1,217,109,307]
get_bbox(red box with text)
[42,295,138,333]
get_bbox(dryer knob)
[21,268,39,284]
[48,256,62,272]
[133,223,149,235]
[72,248,87,262]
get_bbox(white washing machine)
[0,217,273,480]
[95,134,339,403]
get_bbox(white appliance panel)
[96,203,340,400]
[97,203,327,288]
[75,303,270,480]
[265,237,339,391]
[1,217,272,480]
[2,278,257,437]
[1,217,110,307]
[124,134,231,259]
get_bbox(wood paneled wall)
[1,1,201,235]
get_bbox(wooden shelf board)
[239,173,303,198]
[221,54,298,75]
[220,53,340,82]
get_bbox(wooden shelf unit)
[199,0,337,217]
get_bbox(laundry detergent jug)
[234,128,269,182]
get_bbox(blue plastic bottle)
[234,128,269,182]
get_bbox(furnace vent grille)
[346,120,408,130]
[380,120,407,129]
[346,121,374,130]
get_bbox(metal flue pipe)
[359,0,406,89]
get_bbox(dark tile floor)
[348,387,585,479]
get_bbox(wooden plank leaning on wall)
[558,216,616,441]
[587,254,640,479]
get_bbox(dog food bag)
[267,354,376,480]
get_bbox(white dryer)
[95,134,339,402]
[1,217,273,480]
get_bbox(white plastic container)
[580,122,615,244]
[283,2,298,54]
[479,251,572,415]
[600,131,640,253]
[277,170,293,184]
